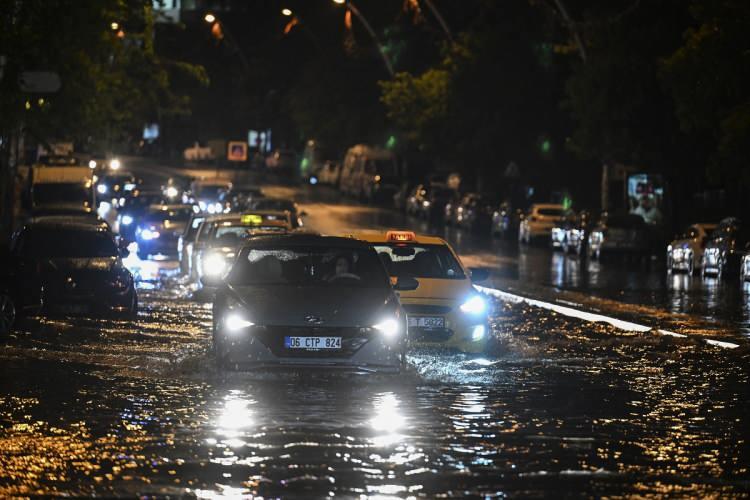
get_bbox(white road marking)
[477,285,740,349]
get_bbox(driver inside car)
[327,255,361,282]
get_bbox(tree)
[660,0,750,190]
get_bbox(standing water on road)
[1,266,748,497]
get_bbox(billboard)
[227,141,248,162]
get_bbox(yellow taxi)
[349,230,490,353]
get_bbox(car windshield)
[33,184,90,205]
[373,244,466,280]
[227,245,388,287]
[21,229,117,257]
[211,225,287,245]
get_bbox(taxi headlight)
[472,324,486,341]
[121,215,134,225]
[460,295,487,315]
[373,318,400,338]
[225,313,254,331]
[202,253,227,277]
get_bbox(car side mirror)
[200,273,224,288]
[393,276,419,291]
[469,267,490,283]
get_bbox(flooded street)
[2,185,750,497]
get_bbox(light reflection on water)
[0,260,749,497]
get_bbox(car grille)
[253,326,372,358]
[402,304,452,315]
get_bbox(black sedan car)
[703,217,748,278]
[205,234,416,372]
[8,220,137,317]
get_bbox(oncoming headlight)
[97,184,108,194]
[121,215,134,225]
[373,318,400,338]
[224,313,253,331]
[460,295,487,315]
[202,253,227,277]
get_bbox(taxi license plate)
[408,316,445,328]
[285,336,342,350]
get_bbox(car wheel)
[0,292,15,336]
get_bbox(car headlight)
[373,317,400,338]
[199,201,207,211]
[225,313,254,331]
[460,295,487,315]
[422,200,430,207]
[97,184,108,194]
[165,186,179,198]
[140,229,160,240]
[472,324,486,341]
[110,158,121,170]
[202,253,227,277]
[121,215,133,225]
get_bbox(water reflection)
[214,391,255,448]
[370,392,405,447]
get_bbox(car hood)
[225,284,395,327]
[39,256,118,273]
[398,277,474,302]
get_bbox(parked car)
[587,213,651,260]
[455,193,498,232]
[405,184,431,218]
[666,223,717,274]
[550,210,576,250]
[518,203,565,244]
[562,210,594,256]
[317,161,341,186]
[339,145,399,203]
[702,218,748,278]
[491,202,522,240]
[7,220,136,317]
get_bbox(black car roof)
[240,234,371,249]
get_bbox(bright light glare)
[198,201,207,211]
[225,314,253,331]
[109,158,121,170]
[97,184,108,194]
[472,324,486,341]
[217,397,253,438]
[88,159,97,169]
[309,176,318,185]
[333,0,345,4]
[140,229,160,240]
[373,318,399,337]
[460,295,487,315]
[202,253,227,277]
[281,8,293,16]
[204,13,216,23]
[121,215,134,225]
[165,186,179,198]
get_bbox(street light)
[332,0,394,77]
[204,13,216,23]
[281,8,292,16]
[202,13,250,77]
[110,22,119,31]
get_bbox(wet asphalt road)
[2,168,749,497]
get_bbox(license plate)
[408,316,445,328]
[284,336,342,350]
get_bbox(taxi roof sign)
[241,214,264,225]
[386,230,416,242]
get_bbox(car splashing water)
[0,266,749,497]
